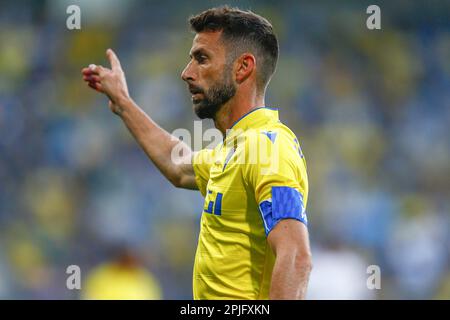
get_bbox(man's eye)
[197,55,207,63]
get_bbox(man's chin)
[193,104,208,119]
[193,102,219,120]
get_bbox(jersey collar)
[227,107,279,135]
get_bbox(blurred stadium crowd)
[0,0,449,299]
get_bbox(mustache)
[188,84,204,95]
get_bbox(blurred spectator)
[307,240,376,300]
[82,246,162,300]
[385,195,449,299]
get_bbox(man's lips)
[190,88,204,103]
[188,85,204,102]
[191,93,203,103]
[188,85,203,95]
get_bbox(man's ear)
[235,53,256,84]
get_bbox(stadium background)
[0,0,449,299]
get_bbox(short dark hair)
[189,6,279,93]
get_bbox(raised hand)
[81,49,130,115]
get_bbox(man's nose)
[181,61,195,82]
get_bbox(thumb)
[106,48,122,71]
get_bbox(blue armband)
[258,186,307,236]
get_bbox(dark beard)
[193,75,236,120]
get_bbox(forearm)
[269,253,312,300]
[116,97,195,188]
[81,51,197,189]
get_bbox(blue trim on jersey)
[229,106,278,130]
[261,131,278,144]
[258,200,273,235]
[258,186,307,236]
[222,147,236,171]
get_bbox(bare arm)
[81,49,197,189]
[268,219,312,299]
[114,98,197,189]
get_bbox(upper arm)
[244,130,309,236]
[177,158,199,190]
[267,219,311,260]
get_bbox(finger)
[83,74,101,82]
[106,49,122,71]
[83,64,106,76]
[85,64,100,74]
[88,82,102,92]
[81,67,94,75]
[87,81,104,92]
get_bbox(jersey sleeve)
[243,129,308,236]
[192,148,215,197]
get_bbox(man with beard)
[81,6,312,300]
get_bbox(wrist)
[116,95,134,114]
[116,93,132,108]
[109,95,134,118]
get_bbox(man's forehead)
[190,30,224,53]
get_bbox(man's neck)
[213,93,265,136]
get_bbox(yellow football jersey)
[192,107,308,299]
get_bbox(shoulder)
[242,121,301,156]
